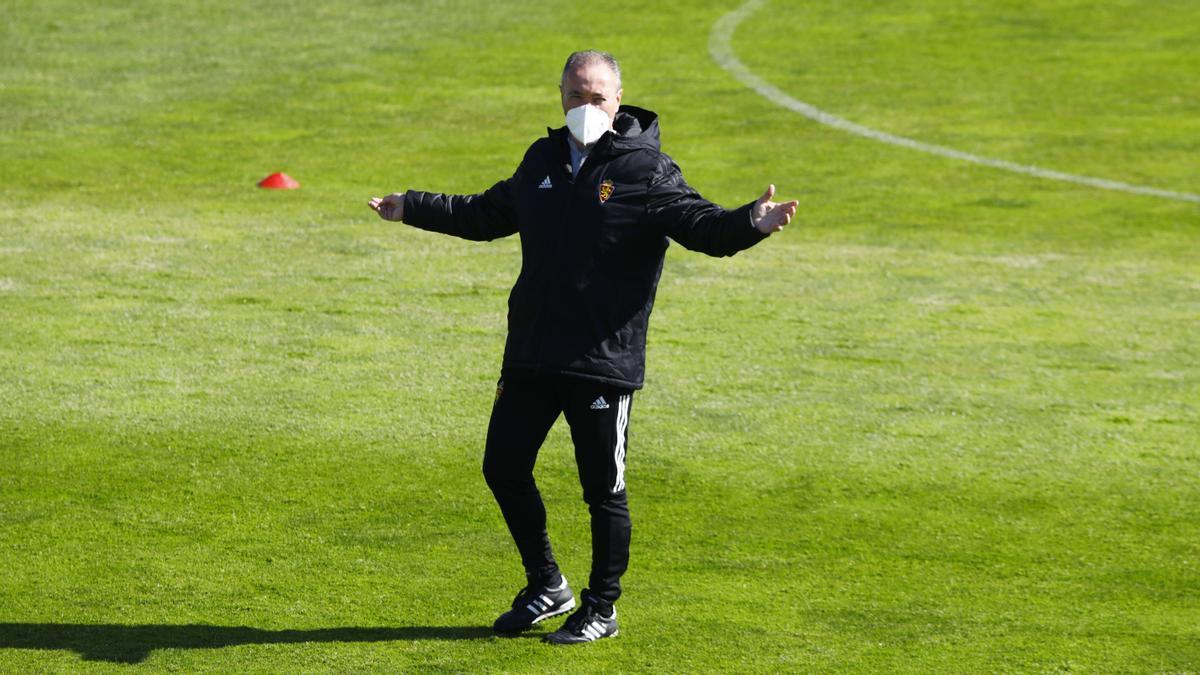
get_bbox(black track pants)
[482,371,633,604]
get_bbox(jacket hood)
[549,105,660,158]
[607,105,660,154]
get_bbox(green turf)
[2,0,1198,671]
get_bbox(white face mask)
[565,104,612,147]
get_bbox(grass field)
[2,0,1198,671]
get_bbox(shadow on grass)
[0,623,501,664]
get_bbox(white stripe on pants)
[612,394,630,493]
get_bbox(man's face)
[560,61,622,122]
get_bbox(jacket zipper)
[530,144,580,363]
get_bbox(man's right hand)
[368,193,405,221]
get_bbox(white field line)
[709,0,1200,204]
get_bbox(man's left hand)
[751,184,799,234]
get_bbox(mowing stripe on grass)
[709,0,1200,204]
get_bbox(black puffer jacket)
[402,105,767,389]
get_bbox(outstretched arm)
[647,158,799,256]
[367,170,520,242]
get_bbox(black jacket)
[402,105,767,389]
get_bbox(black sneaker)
[492,575,575,634]
[543,591,618,644]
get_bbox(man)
[369,50,797,644]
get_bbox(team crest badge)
[598,179,615,204]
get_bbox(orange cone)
[258,172,300,189]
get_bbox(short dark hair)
[562,50,621,87]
